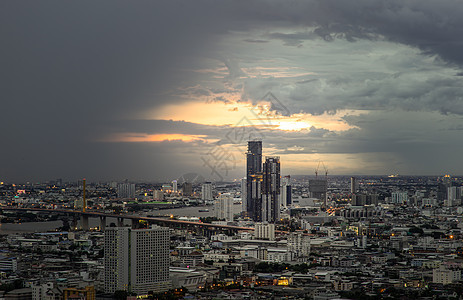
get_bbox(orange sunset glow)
[102,133,208,143]
[142,100,358,132]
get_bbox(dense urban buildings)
[3,173,463,298]
[4,1,463,299]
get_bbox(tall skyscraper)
[215,193,234,222]
[246,141,262,220]
[104,226,170,295]
[246,140,262,175]
[350,177,357,194]
[262,156,280,223]
[201,182,213,202]
[248,173,263,221]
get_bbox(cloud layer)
[2,0,463,181]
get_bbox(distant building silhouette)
[117,182,135,199]
[309,179,327,205]
[182,182,192,196]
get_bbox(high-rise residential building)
[172,180,178,193]
[352,193,379,206]
[391,191,408,205]
[202,182,213,202]
[182,182,192,196]
[280,175,291,208]
[433,265,461,284]
[248,174,263,221]
[246,140,262,220]
[241,177,247,213]
[446,186,462,207]
[262,156,280,223]
[350,177,357,194]
[117,183,136,199]
[309,179,327,205]
[255,222,275,241]
[215,193,234,222]
[104,226,170,295]
[287,232,311,257]
[247,140,262,175]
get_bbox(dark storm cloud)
[243,39,269,44]
[0,1,232,181]
[285,73,463,115]
[3,0,463,181]
[253,0,463,66]
[104,119,230,138]
[266,32,316,47]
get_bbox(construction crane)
[315,160,328,178]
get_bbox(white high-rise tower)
[202,182,213,202]
[172,180,178,193]
[241,178,247,213]
[104,225,170,295]
[215,193,234,222]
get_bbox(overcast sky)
[2,0,463,183]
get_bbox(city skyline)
[2,1,463,182]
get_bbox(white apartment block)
[241,178,247,213]
[391,192,408,204]
[202,182,213,201]
[287,232,311,257]
[32,282,54,300]
[215,193,234,222]
[104,225,170,295]
[433,265,461,285]
[255,222,275,241]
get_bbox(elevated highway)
[0,207,254,234]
